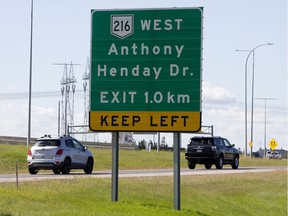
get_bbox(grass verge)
[0,171,287,216]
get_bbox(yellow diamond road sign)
[269,138,278,150]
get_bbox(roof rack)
[41,134,51,138]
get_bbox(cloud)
[30,106,58,136]
[0,103,57,137]
[202,81,237,104]
[0,82,286,150]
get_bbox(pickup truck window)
[223,139,232,147]
[190,138,213,146]
[214,138,224,147]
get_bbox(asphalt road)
[0,166,286,183]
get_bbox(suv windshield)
[34,140,60,147]
[189,138,213,146]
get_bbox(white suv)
[27,135,94,175]
[266,151,282,159]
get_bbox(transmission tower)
[54,62,79,135]
[82,57,97,141]
[83,57,90,126]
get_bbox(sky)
[0,0,287,151]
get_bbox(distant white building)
[119,132,134,145]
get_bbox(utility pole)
[255,97,276,157]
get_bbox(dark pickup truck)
[185,136,240,169]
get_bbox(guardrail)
[0,136,37,145]
[0,136,136,150]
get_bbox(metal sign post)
[173,132,181,210]
[111,132,119,202]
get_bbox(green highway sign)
[90,8,203,132]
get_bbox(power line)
[0,90,84,100]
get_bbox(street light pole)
[236,42,273,157]
[250,50,255,157]
[27,0,34,146]
[235,49,253,157]
[255,98,276,157]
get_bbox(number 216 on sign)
[110,15,134,39]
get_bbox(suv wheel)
[84,158,94,174]
[188,162,196,169]
[231,157,239,169]
[29,168,38,175]
[62,158,71,174]
[205,163,212,169]
[53,169,61,174]
[215,156,223,169]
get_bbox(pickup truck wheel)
[53,169,61,174]
[188,162,196,169]
[215,156,223,169]
[205,163,212,169]
[231,157,239,169]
